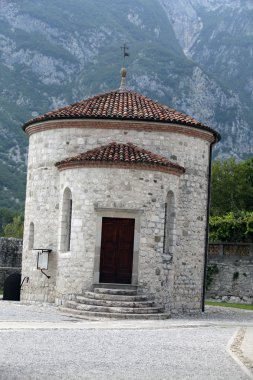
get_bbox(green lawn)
[206,301,253,310]
[0,288,3,295]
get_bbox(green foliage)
[205,301,253,310]
[206,264,219,290]
[0,208,16,236]
[3,214,24,239]
[211,158,253,216]
[0,160,26,209]
[210,157,253,242]
[209,211,253,243]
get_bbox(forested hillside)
[0,0,253,208]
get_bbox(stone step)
[83,291,148,302]
[66,301,163,314]
[93,288,137,296]
[60,307,170,320]
[76,295,154,308]
[93,283,138,291]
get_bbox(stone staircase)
[60,285,170,320]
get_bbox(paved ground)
[0,302,253,380]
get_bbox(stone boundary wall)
[207,243,253,304]
[209,243,253,257]
[2,237,252,304]
[0,238,22,288]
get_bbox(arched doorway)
[3,273,21,301]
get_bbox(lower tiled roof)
[55,142,185,175]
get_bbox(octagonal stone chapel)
[21,68,219,318]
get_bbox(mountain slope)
[160,0,253,156]
[0,0,252,208]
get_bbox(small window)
[67,199,72,251]
[60,188,72,251]
[164,191,175,254]
[28,222,34,250]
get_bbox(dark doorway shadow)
[3,273,21,301]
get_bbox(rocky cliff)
[0,0,252,207]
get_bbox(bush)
[209,211,253,243]
[3,215,24,239]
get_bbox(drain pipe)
[20,276,29,289]
[202,141,215,312]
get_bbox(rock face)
[159,0,253,158]
[0,0,252,207]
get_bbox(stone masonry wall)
[0,238,22,288]
[21,120,211,314]
[207,244,253,304]
[54,166,180,310]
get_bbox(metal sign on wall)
[37,250,49,270]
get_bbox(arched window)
[60,187,72,252]
[28,222,34,250]
[164,191,175,254]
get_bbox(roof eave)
[22,115,220,141]
[55,160,185,176]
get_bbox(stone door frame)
[93,207,141,285]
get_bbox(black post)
[202,142,214,312]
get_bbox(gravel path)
[0,302,252,380]
[1,301,253,325]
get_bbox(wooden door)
[99,217,135,284]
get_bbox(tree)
[3,214,24,239]
[211,157,253,216]
[209,211,253,243]
[0,208,16,236]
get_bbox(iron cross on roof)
[121,43,130,66]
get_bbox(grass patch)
[0,288,3,295]
[206,301,253,310]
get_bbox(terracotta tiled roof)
[55,142,185,175]
[22,90,219,138]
